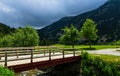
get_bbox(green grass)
[92,54,120,65]
[52,44,118,50]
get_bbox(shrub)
[0,66,15,76]
[81,51,120,76]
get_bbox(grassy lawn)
[53,44,118,50]
[92,54,120,65]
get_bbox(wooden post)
[49,50,51,61]
[16,49,19,58]
[5,51,7,67]
[73,49,75,57]
[44,50,46,55]
[63,50,64,58]
[0,53,1,60]
[31,49,33,63]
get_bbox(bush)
[0,26,39,47]
[81,51,120,76]
[0,66,15,76]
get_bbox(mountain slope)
[38,0,120,44]
[0,23,15,37]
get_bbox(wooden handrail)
[0,53,65,62]
[0,47,78,67]
[0,47,34,51]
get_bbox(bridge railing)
[0,47,79,67]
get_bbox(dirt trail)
[88,48,120,56]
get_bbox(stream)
[16,60,81,76]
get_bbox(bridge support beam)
[8,56,81,73]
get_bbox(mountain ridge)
[38,0,120,44]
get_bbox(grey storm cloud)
[0,0,107,28]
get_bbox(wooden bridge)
[0,46,80,73]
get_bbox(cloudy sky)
[0,0,107,28]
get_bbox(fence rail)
[0,47,78,67]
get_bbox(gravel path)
[88,48,120,56]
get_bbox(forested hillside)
[38,0,120,44]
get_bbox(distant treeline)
[0,26,39,47]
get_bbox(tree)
[41,38,50,46]
[80,19,98,48]
[13,26,39,47]
[0,35,14,47]
[60,24,79,48]
[0,26,40,47]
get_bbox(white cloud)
[0,2,14,13]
